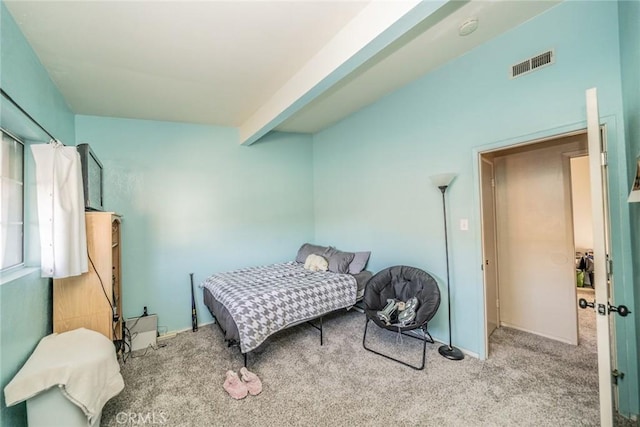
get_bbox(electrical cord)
[121,307,149,350]
[122,324,132,363]
[87,251,124,359]
[130,344,157,358]
[125,316,143,334]
[124,331,166,360]
[87,251,114,313]
[121,310,161,363]
[122,314,143,360]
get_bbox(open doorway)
[571,155,595,292]
[480,90,618,424]
[569,155,598,350]
[480,131,590,354]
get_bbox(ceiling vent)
[510,49,555,79]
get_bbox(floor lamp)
[430,173,464,361]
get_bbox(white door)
[481,157,499,353]
[585,87,614,426]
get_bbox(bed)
[200,244,372,364]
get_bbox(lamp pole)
[437,183,464,361]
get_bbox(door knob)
[579,298,632,317]
[609,304,631,317]
[578,298,594,309]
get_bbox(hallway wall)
[570,156,594,252]
[494,136,586,344]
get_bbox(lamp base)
[438,344,464,361]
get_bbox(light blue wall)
[0,2,76,426]
[0,272,51,427]
[75,116,315,330]
[0,3,74,144]
[313,0,637,415]
[2,0,639,423]
[618,0,640,410]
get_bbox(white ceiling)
[4,0,559,141]
[277,0,561,133]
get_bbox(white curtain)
[31,142,88,278]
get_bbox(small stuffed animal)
[304,254,328,272]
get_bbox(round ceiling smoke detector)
[458,17,478,36]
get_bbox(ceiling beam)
[239,0,455,145]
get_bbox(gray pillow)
[325,248,355,274]
[348,251,371,274]
[295,243,329,263]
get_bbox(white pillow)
[304,254,328,272]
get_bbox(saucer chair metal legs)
[362,318,434,370]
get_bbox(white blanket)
[4,328,124,424]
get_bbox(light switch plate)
[460,219,469,231]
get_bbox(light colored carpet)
[100,293,627,426]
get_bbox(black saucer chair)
[362,265,441,370]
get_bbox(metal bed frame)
[209,310,327,367]
[203,276,368,367]
[206,296,372,367]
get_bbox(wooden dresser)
[53,212,122,342]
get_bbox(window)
[1,129,24,271]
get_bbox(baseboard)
[395,329,479,359]
[157,332,177,341]
[158,320,215,339]
[500,321,577,345]
[443,341,479,359]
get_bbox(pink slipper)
[240,367,262,396]
[223,370,248,399]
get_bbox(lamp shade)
[430,173,457,188]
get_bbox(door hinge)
[496,299,500,308]
[491,178,495,188]
[612,369,624,385]
[601,151,608,166]
[606,257,613,276]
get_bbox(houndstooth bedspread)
[200,262,357,353]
